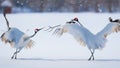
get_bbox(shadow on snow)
[17,58,120,62]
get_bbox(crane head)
[66,17,78,24]
[35,27,44,33]
[73,17,79,22]
[66,17,83,26]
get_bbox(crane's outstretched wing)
[1,28,24,47]
[18,34,34,49]
[1,28,34,48]
[96,22,120,38]
[53,23,90,47]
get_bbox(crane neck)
[3,12,10,31]
[77,21,83,27]
[24,31,38,41]
[29,31,37,38]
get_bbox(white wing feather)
[97,23,120,38]
[1,28,34,48]
[53,22,120,49]
[53,23,93,47]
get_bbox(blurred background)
[0,0,120,13]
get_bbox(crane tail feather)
[1,33,14,47]
[1,33,8,44]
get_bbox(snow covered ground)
[0,13,120,68]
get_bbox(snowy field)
[0,13,120,68]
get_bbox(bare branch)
[45,24,61,32]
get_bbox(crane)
[1,12,43,59]
[53,17,120,60]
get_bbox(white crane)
[1,12,43,59]
[53,17,120,60]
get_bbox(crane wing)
[1,28,24,47]
[53,23,88,47]
[19,34,34,49]
[96,22,120,38]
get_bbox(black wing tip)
[109,17,119,23]
[109,17,113,22]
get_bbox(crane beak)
[66,21,71,24]
[38,27,44,30]
[37,27,44,31]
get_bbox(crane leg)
[92,50,95,60]
[11,49,17,59]
[15,49,21,59]
[88,49,95,61]
[11,49,21,59]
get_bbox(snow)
[0,13,120,68]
